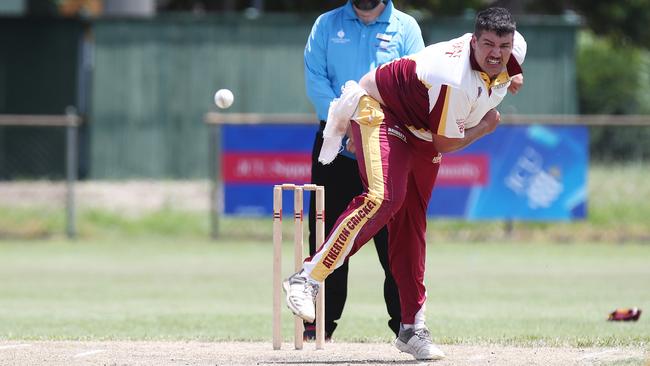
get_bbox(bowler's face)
[471,31,514,78]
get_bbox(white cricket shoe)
[394,326,446,361]
[282,270,319,323]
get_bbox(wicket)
[272,183,325,350]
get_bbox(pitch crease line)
[0,344,31,350]
[578,348,620,360]
[74,349,106,358]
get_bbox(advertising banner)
[221,124,587,220]
[429,125,587,220]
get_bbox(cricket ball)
[214,89,234,109]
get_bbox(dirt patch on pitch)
[0,341,647,366]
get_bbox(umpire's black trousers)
[307,121,401,338]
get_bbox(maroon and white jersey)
[375,32,526,141]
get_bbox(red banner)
[222,153,311,183]
[223,152,488,187]
[437,154,489,186]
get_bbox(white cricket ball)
[214,89,234,109]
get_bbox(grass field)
[0,237,648,348]
[0,163,649,357]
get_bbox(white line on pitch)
[0,344,31,350]
[578,348,620,360]
[73,350,106,358]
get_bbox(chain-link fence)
[0,113,80,238]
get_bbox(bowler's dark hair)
[474,7,516,37]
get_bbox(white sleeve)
[513,30,527,65]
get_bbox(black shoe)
[303,324,316,340]
[303,323,332,341]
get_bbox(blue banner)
[221,124,588,220]
[429,125,588,220]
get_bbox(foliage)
[569,0,650,48]
[392,0,486,17]
[157,0,491,15]
[576,32,650,161]
[577,32,643,115]
[590,126,650,162]
[506,0,650,49]
[158,0,650,52]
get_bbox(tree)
[577,32,643,115]
[156,0,487,15]
[571,0,650,48]
[514,0,650,49]
[577,31,650,162]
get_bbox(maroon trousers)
[304,96,440,324]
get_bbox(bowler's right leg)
[389,149,444,360]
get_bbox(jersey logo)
[445,40,464,58]
[456,119,465,134]
[388,126,407,143]
[331,29,350,44]
[477,86,483,98]
[432,153,442,164]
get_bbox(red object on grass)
[608,308,642,321]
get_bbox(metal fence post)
[209,123,222,239]
[65,106,78,239]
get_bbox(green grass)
[0,238,648,346]
[0,163,649,346]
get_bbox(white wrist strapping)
[318,80,367,164]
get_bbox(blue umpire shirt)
[304,0,425,159]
